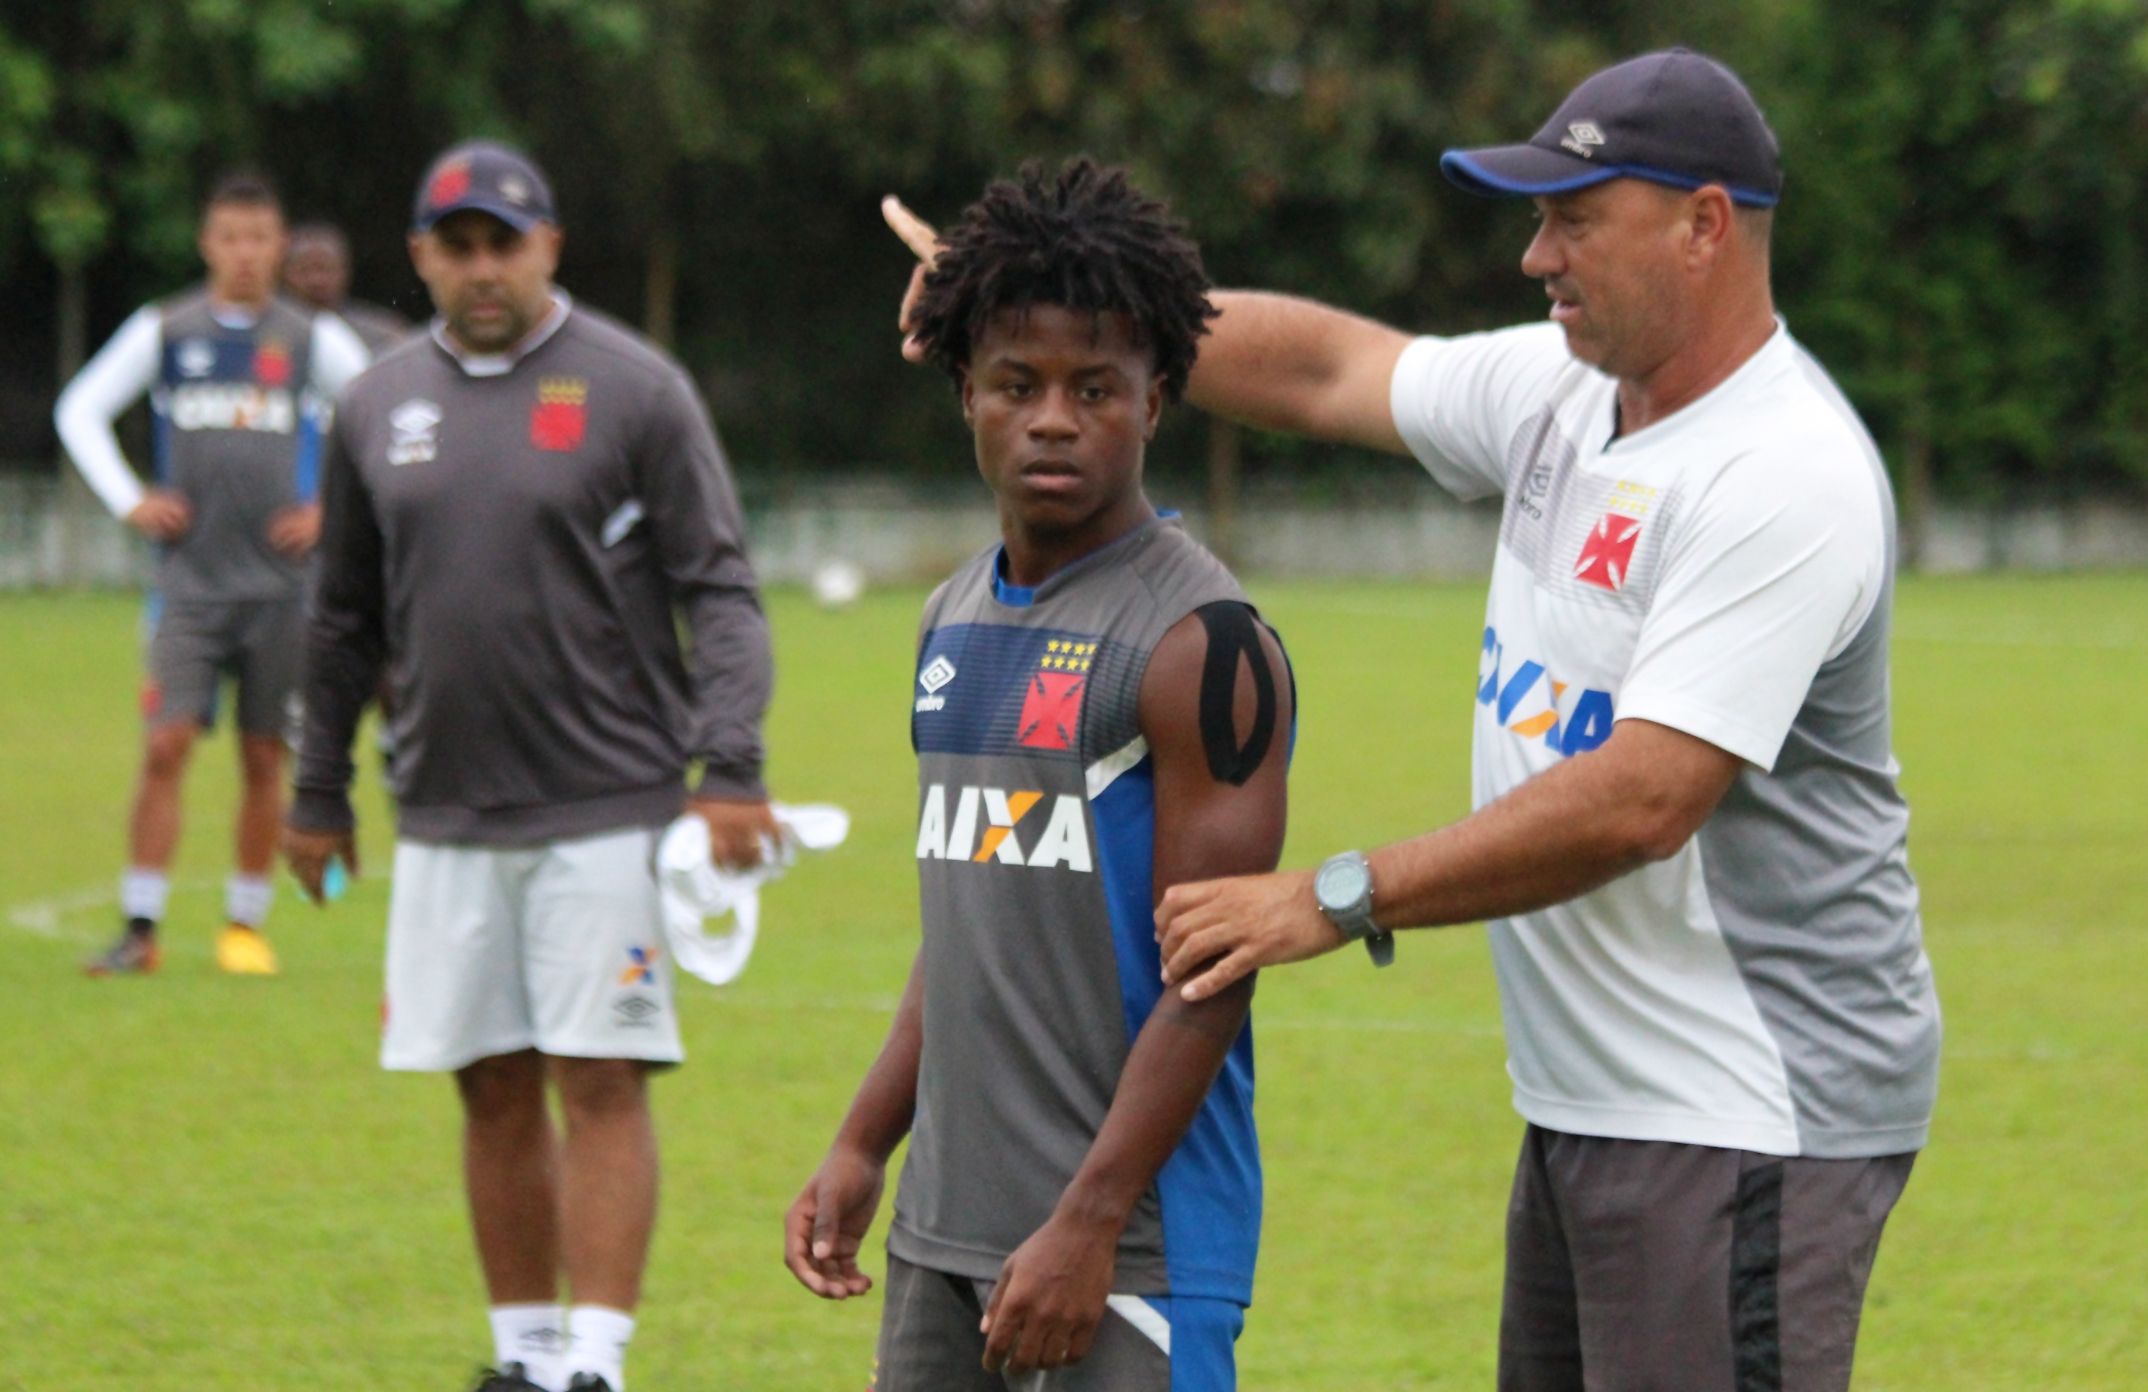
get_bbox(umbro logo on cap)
[1560,122,1606,158]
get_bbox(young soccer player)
[785,158,1293,1390]
[55,171,369,976]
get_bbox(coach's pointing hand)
[881,195,939,364]
[284,825,359,906]
[1156,868,1342,1001]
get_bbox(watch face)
[1315,856,1369,911]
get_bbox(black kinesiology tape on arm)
[1193,601,1277,787]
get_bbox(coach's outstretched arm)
[888,196,1408,456]
[283,410,385,899]
[1184,292,1415,455]
[1155,717,1742,1000]
[977,607,1292,1377]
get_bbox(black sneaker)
[83,924,161,976]
[468,1365,547,1392]
[566,1376,617,1392]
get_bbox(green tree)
[1765,0,2148,555]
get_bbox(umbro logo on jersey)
[176,339,216,378]
[168,383,295,435]
[915,655,956,713]
[1561,121,1606,158]
[1480,625,1615,758]
[915,784,1092,873]
[388,398,441,466]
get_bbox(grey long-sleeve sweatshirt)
[291,296,772,845]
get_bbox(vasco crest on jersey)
[1573,479,1660,595]
[531,377,589,451]
[1017,639,1094,752]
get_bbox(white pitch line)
[1893,626,2143,651]
[5,878,220,942]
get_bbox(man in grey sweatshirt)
[284,141,775,1392]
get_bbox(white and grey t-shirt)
[1392,321,1940,1159]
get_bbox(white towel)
[657,803,850,985]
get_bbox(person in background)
[55,170,369,978]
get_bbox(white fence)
[4,473,2144,589]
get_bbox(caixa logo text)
[1479,627,1614,757]
[916,784,1091,872]
[167,383,297,434]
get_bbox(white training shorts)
[382,825,683,1072]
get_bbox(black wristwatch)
[1313,850,1394,967]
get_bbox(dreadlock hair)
[911,157,1218,402]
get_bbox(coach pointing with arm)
[1143,49,1941,1392]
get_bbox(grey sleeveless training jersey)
[151,290,322,602]
[891,517,1266,1303]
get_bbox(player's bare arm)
[1156,716,1742,1000]
[980,605,1291,1376]
[1184,291,1414,455]
[784,950,924,1300]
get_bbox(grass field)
[2,574,2143,1390]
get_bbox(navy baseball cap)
[411,140,557,232]
[1440,49,1782,208]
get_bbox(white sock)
[225,874,274,928]
[566,1305,635,1390]
[490,1303,567,1389]
[120,868,169,923]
